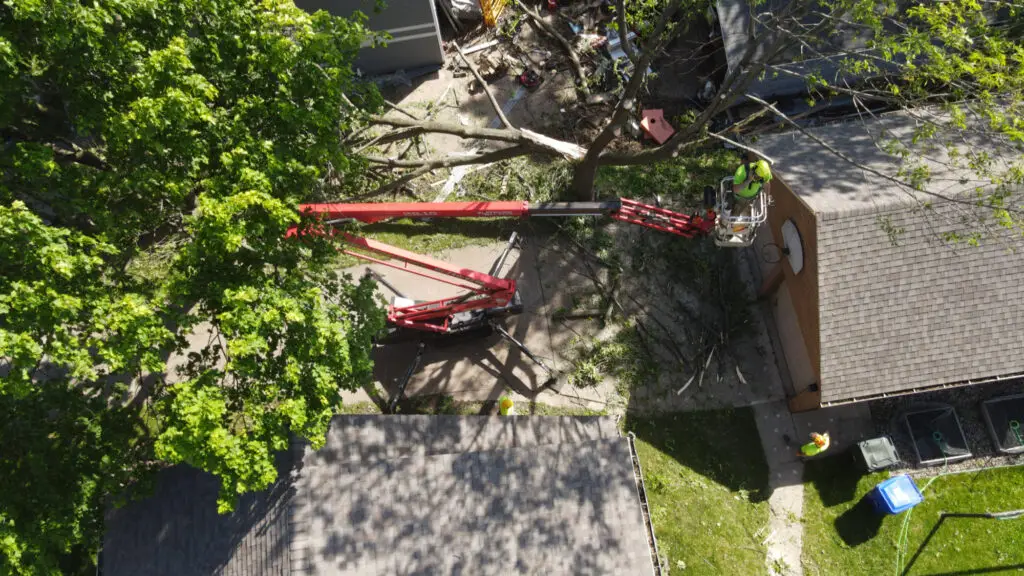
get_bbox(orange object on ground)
[640,109,675,144]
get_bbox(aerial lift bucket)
[711,176,769,248]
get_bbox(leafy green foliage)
[776,0,1024,236]
[460,157,573,202]
[0,0,385,572]
[611,0,713,44]
[566,323,659,393]
[596,147,736,205]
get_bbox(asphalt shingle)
[292,437,651,576]
[103,416,650,576]
[756,109,1024,403]
[813,205,1024,402]
[103,451,295,576]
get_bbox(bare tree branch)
[364,148,528,168]
[367,145,533,196]
[515,0,591,97]
[744,93,1019,213]
[367,116,583,159]
[371,116,524,143]
[613,0,637,64]
[452,41,514,129]
[382,99,423,121]
[708,132,775,164]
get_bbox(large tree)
[362,0,1024,233]
[0,0,384,572]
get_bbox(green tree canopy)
[0,0,384,572]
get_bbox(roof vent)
[782,219,804,274]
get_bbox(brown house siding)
[767,175,820,381]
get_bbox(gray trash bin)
[855,436,899,472]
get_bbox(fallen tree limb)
[383,99,422,121]
[520,129,586,159]
[515,0,590,97]
[365,149,503,168]
[371,116,523,143]
[553,220,694,372]
[369,116,584,159]
[452,41,514,129]
[367,145,531,196]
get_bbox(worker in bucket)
[732,159,772,208]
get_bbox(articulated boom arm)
[299,198,715,238]
[293,197,715,334]
[339,233,516,333]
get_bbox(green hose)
[893,463,946,575]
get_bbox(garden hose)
[893,458,948,575]
[933,430,950,456]
[1011,420,1022,447]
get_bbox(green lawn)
[625,409,771,575]
[803,458,1024,576]
[333,217,520,267]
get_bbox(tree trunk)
[570,153,602,198]
[567,0,820,200]
[568,0,682,200]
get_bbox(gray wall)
[295,0,445,75]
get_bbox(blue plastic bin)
[871,474,924,515]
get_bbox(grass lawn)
[803,458,1024,576]
[625,409,771,575]
[333,217,520,267]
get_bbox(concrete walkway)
[738,248,806,576]
[753,401,805,576]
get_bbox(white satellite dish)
[781,219,804,274]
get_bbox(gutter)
[627,432,663,576]
[821,372,1024,407]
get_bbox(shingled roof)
[103,452,295,576]
[755,109,1024,404]
[103,416,654,575]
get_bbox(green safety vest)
[733,164,766,199]
[801,436,830,456]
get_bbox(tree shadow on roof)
[102,449,297,576]
[296,428,650,574]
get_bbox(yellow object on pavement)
[499,396,515,416]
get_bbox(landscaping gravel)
[869,379,1024,476]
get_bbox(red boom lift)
[295,196,722,410]
[298,198,715,333]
